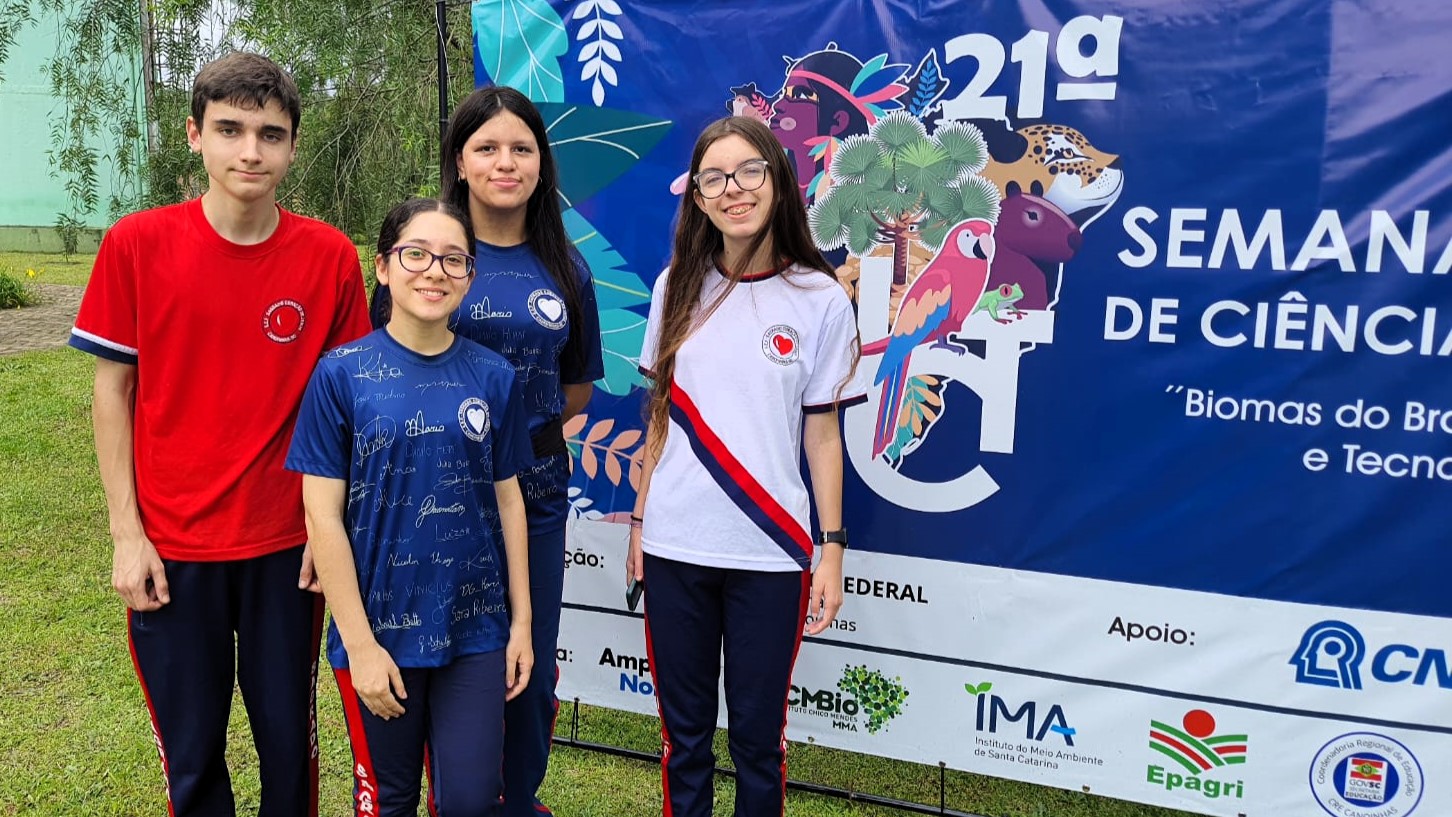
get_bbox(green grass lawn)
[0,252,96,288]
[0,257,1197,817]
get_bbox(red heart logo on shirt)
[772,334,794,356]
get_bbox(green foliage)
[0,272,39,308]
[7,0,477,245]
[33,0,146,246]
[0,1,35,84]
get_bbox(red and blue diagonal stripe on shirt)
[668,383,812,568]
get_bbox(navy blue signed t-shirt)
[371,243,604,532]
[286,328,531,669]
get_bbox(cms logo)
[1291,619,1452,691]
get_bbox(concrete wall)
[0,11,145,251]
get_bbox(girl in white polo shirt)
[627,116,866,817]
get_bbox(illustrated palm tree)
[808,111,998,287]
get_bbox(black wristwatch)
[817,528,848,548]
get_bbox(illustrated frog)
[973,282,1026,323]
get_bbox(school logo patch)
[526,288,567,330]
[458,397,490,442]
[262,299,306,343]
[762,324,800,365]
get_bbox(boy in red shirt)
[69,52,371,817]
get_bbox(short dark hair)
[191,52,302,137]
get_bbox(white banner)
[559,518,1450,817]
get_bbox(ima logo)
[762,324,800,365]
[262,299,306,343]
[1291,619,1452,692]
[966,681,1076,745]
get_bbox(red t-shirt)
[70,198,372,561]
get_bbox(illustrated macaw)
[867,218,995,459]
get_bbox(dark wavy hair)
[646,116,856,454]
[439,85,588,370]
[375,198,473,258]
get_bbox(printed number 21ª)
[941,15,1123,121]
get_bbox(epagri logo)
[1291,619,1452,692]
[599,647,652,696]
[1147,709,1247,802]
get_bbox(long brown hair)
[646,116,855,454]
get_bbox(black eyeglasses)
[693,159,769,199]
[387,245,475,279]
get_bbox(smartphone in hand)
[626,578,644,612]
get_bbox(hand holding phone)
[626,578,645,612]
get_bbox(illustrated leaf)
[871,111,927,152]
[846,212,881,255]
[596,19,623,39]
[576,18,603,39]
[571,1,598,19]
[830,134,880,182]
[808,191,847,249]
[935,122,989,175]
[596,0,623,14]
[919,220,949,251]
[591,77,606,107]
[956,175,1002,222]
[611,428,642,451]
[604,449,623,484]
[563,412,588,439]
[597,309,647,395]
[580,439,599,477]
[473,0,568,103]
[540,103,671,208]
[564,208,650,311]
[897,140,946,171]
[597,61,618,86]
[578,39,621,62]
[586,418,615,442]
[927,186,959,220]
[864,162,893,190]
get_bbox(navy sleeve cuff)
[803,392,868,414]
[68,332,138,365]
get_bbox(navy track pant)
[127,544,322,817]
[497,520,564,817]
[337,649,507,817]
[641,552,810,817]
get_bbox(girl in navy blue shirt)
[289,198,534,816]
[373,86,604,817]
